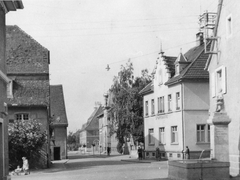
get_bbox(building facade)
[0,1,23,180]
[141,37,210,160]
[79,105,103,150]
[6,25,50,168]
[98,92,118,153]
[205,0,240,177]
[50,85,68,160]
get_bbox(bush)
[116,142,123,154]
[8,120,47,170]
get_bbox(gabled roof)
[6,25,50,74]
[50,85,68,126]
[165,42,211,86]
[139,82,154,95]
[80,106,103,131]
[8,79,49,106]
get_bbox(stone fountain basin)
[168,159,230,180]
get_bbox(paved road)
[11,152,169,180]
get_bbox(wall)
[208,1,240,176]
[54,126,67,159]
[8,106,49,168]
[0,7,9,180]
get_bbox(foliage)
[8,120,47,169]
[109,61,152,144]
[67,131,80,151]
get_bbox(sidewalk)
[120,155,167,163]
[28,159,69,175]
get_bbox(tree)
[67,131,79,151]
[109,61,152,144]
[8,120,47,169]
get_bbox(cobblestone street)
[11,152,169,180]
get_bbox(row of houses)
[79,93,118,153]
[140,0,240,177]
[79,0,239,177]
[0,1,68,179]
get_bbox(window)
[226,15,232,37]
[149,128,154,145]
[145,101,149,116]
[15,113,29,120]
[212,66,227,97]
[197,124,210,143]
[171,126,178,143]
[159,127,165,144]
[168,95,172,112]
[176,92,180,110]
[151,99,155,115]
[158,96,165,113]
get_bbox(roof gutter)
[204,0,223,70]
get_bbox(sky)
[6,0,218,133]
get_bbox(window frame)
[148,128,154,145]
[171,126,178,144]
[15,113,29,121]
[176,92,180,110]
[151,99,155,115]
[196,124,210,143]
[159,127,165,144]
[168,94,172,112]
[145,101,149,116]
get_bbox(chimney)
[196,32,204,46]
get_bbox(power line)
[31,27,198,38]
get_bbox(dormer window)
[174,53,189,76]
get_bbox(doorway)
[54,147,61,160]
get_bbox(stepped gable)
[6,25,50,74]
[163,56,177,78]
[50,85,68,125]
[165,42,211,86]
[8,79,49,106]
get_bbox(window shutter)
[222,66,227,94]
[211,72,216,97]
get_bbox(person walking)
[107,146,111,156]
[138,146,142,160]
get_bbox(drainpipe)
[181,83,185,158]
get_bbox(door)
[54,147,61,160]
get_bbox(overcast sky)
[6,0,217,133]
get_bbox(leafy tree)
[109,61,152,144]
[67,131,80,151]
[8,120,47,169]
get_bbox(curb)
[121,159,152,163]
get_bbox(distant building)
[0,1,23,179]
[6,25,50,168]
[50,85,68,160]
[140,34,210,160]
[204,0,240,176]
[97,92,118,153]
[79,105,103,150]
